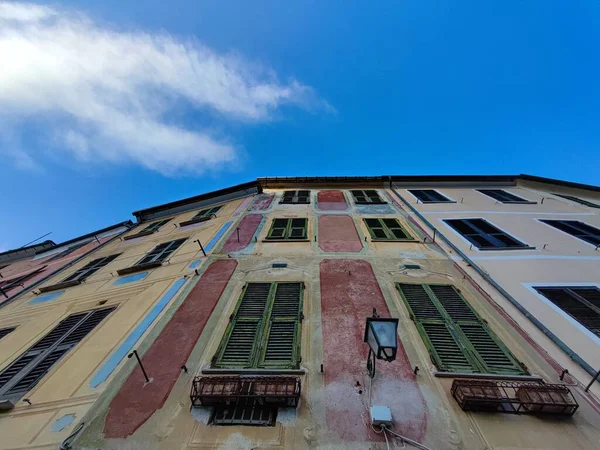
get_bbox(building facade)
[0,175,599,450]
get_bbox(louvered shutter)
[536,287,600,337]
[259,282,303,368]
[289,219,307,240]
[0,307,115,399]
[0,327,15,341]
[397,283,479,372]
[214,283,270,368]
[397,283,526,375]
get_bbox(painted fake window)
[363,218,413,241]
[265,218,308,241]
[280,190,310,204]
[351,190,386,204]
[212,282,303,369]
[396,283,527,374]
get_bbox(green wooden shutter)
[214,283,270,368]
[267,219,289,240]
[288,219,307,240]
[259,282,303,368]
[381,219,411,240]
[397,283,526,375]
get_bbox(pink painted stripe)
[103,260,238,438]
[232,197,253,216]
[318,190,348,210]
[318,215,363,252]
[251,193,274,210]
[222,214,262,252]
[320,259,427,442]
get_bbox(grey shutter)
[0,327,16,341]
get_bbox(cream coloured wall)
[0,196,249,450]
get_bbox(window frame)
[351,190,386,205]
[363,218,415,241]
[396,282,527,375]
[476,189,536,204]
[265,218,309,241]
[538,219,600,248]
[532,286,600,339]
[212,282,304,370]
[0,307,115,403]
[554,194,600,209]
[408,189,455,204]
[443,218,534,251]
[279,190,311,205]
[117,238,187,276]
[179,205,223,227]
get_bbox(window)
[540,220,600,246]
[408,189,453,203]
[0,267,45,292]
[213,282,303,369]
[0,327,15,341]
[265,218,308,241]
[534,287,600,337]
[137,239,186,265]
[63,254,121,283]
[141,219,171,233]
[555,194,600,209]
[211,400,276,426]
[44,241,90,262]
[444,218,532,250]
[351,190,386,204]
[0,307,115,402]
[477,189,534,204]
[280,190,310,205]
[396,283,526,374]
[363,218,414,241]
[179,206,223,226]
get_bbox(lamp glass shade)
[364,318,399,362]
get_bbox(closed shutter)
[63,254,120,283]
[259,283,302,368]
[214,282,303,369]
[0,307,115,399]
[0,327,16,341]
[535,287,600,337]
[266,219,308,240]
[364,218,412,240]
[281,191,310,204]
[397,283,526,375]
[137,238,186,265]
[214,283,270,368]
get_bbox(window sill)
[476,246,536,251]
[116,261,162,276]
[262,239,310,243]
[202,367,306,375]
[179,216,212,227]
[434,371,541,382]
[370,239,420,243]
[38,279,81,293]
[498,201,538,205]
[418,201,457,204]
[123,230,155,240]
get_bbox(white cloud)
[0,2,326,175]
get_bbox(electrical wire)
[383,425,435,450]
[382,425,391,450]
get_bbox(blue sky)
[1,1,599,250]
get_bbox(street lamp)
[364,314,399,378]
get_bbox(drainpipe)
[388,183,597,378]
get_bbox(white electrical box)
[370,405,392,427]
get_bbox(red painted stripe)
[318,190,348,210]
[318,215,363,252]
[320,259,427,443]
[103,260,238,438]
[222,214,262,252]
[251,194,274,210]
